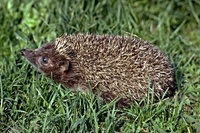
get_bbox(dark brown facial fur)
[20,42,82,89]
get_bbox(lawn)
[0,0,200,132]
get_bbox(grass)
[0,0,200,132]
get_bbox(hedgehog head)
[20,41,71,83]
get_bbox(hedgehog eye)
[42,57,48,64]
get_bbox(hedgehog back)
[55,34,175,101]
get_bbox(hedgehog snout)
[20,49,27,56]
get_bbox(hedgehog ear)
[59,61,70,73]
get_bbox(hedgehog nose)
[20,49,26,56]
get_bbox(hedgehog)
[20,34,175,106]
